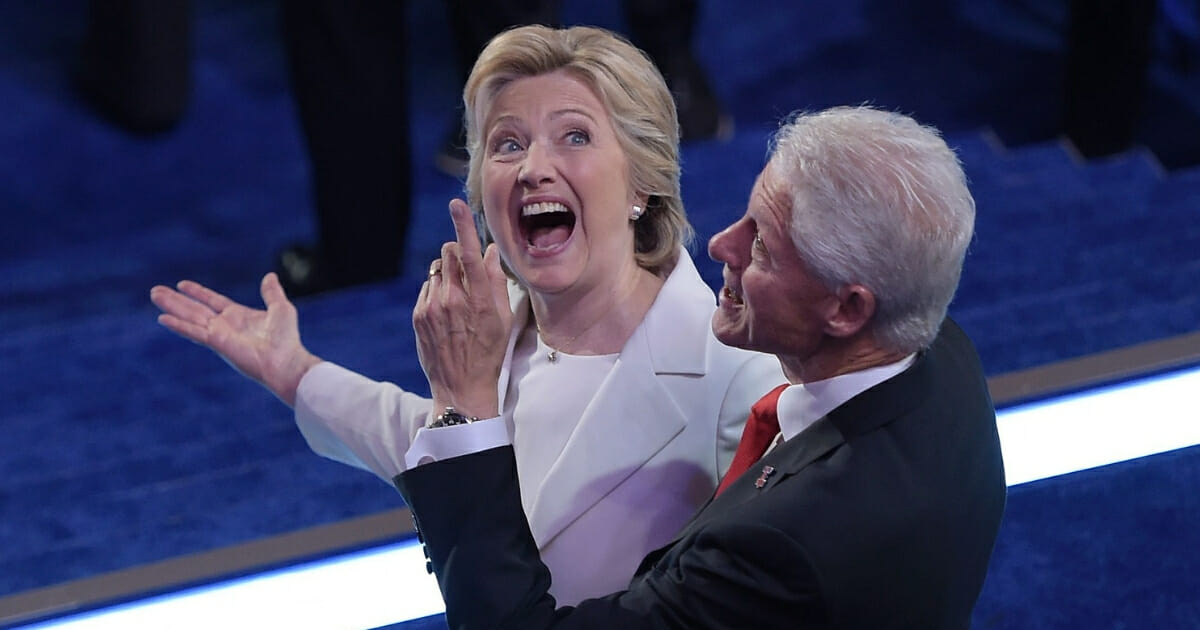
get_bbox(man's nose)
[708,219,748,266]
[708,225,733,264]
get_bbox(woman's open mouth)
[520,202,576,251]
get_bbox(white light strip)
[13,543,445,630]
[15,365,1200,630]
[997,366,1200,485]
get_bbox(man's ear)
[824,284,876,338]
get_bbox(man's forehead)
[751,162,793,222]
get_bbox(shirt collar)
[776,354,917,441]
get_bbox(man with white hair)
[398,105,1006,629]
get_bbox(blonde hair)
[463,25,692,275]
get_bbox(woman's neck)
[529,265,665,356]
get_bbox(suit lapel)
[637,348,938,574]
[664,416,844,543]
[634,417,845,575]
[686,350,933,524]
[749,417,843,491]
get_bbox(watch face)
[441,411,468,425]
[431,408,474,428]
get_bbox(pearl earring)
[630,205,644,221]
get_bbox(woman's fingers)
[448,199,481,258]
[437,241,464,299]
[448,200,494,298]
[259,272,292,310]
[417,270,432,305]
[447,201,506,314]
[483,243,510,314]
[150,285,214,327]
[415,200,504,342]
[176,279,237,313]
[155,312,211,345]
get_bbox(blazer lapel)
[496,282,532,415]
[525,322,689,546]
[525,252,712,547]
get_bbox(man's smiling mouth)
[723,286,744,305]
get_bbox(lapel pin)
[754,465,776,489]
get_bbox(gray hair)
[770,106,975,352]
[462,24,693,275]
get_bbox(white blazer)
[294,251,784,604]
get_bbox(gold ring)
[428,259,443,278]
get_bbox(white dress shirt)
[775,354,917,443]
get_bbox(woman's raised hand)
[150,272,321,407]
[413,199,512,419]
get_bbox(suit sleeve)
[395,447,825,629]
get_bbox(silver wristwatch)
[428,406,479,428]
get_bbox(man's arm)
[394,446,823,629]
[395,446,558,629]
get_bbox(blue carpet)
[2,0,1199,627]
[974,445,1200,628]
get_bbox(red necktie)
[715,383,789,496]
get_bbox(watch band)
[428,406,479,429]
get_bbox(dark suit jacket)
[395,318,1006,629]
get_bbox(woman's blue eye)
[566,130,589,145]
[495,138,522,154]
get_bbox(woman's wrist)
[276,351,323,407]
[430,390,497,421]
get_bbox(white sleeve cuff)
[404,416,510,469]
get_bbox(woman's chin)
[512,263,577,296]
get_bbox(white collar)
[776,354,917,441]
[503,247,714,378]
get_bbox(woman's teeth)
[520,202,575,249]
[522,201,569,216]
